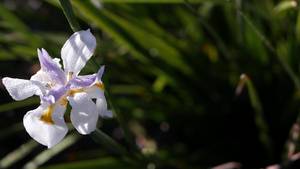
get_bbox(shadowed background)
[0,0,300,168]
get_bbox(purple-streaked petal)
[68,92,98,135]
[2,77,49,101]
[61,29,96,78]
[38,48,67,85]
[41,86,68,104]
[23,102,68,148]
[66,66,105,90]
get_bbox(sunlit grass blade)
[234,4,300,91]
[0,139,39,169]
[22,132,81,169]
[38,157,143,169]
[0,122,23,139]
[0,97,40,113]
[70,1,150,65]
[183,0,237,71]
[296,3,300,44]
[237,74,274,161]
[273,1,297,17]
[97,0,227,3]
[59,0,81,32]
[70,0,144,153]
[74,1,192,75]
[0,3,41,46]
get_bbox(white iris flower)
[2,29,113,148]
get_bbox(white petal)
[68,92,98,135]
[96,99,113,118]
[23,102,68,148]
[30,70,52,83]
[84,86,113,118]
[53,58,62,68]
[2,77,48,101]
[83,85,103,99]
[61,29,96,77]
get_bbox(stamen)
[70,89,84,97]
[40,104,55,124]
[69,72,73,81]
[46,83,55,88]
[46,84,51,88]
[94,82,105,93]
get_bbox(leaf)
[0,97,40,113]
[237,74,274,161]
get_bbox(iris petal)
[68,92,98,135]
[23,102,68,148]
[38,49,67,85]
[66,66,105,90]
[61,29,96,78]
[84,85,113,118]
[2,77,48,101]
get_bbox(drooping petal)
[84,85,113,118]
[23,102,68,148]
[61,29,96,78]
[2,77,48,101]
[38,48,66,85]
[68,92,98,135]
[66,66,105,90]
[41,86,68,104]
[96,99,113,118]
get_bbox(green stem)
[59,0,139,153]
[183,0,238,72]
[234,5,300,91]
[59,0,81,32]
[90,57,140,153]
[91,129,128,155]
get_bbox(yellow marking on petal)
[59,97,68,106]
[70,89,84,96]
[40,104,55,125]
[94,82,105,93]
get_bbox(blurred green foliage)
[1,0,300,168]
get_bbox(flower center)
[39,82,105,125]
[40,104,55,124]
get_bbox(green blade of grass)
[73,0,192,75]
[59,0,139,153]
[22,132,81,169]
[0,3,42,46]
[0,97,40,113]
[38,157,143,169]
[59,0,81,32]
[237,74,274,161]
[96,0,227,3]
[296,3,300,44]
[90,129,128,156]
[0,139,39,169]
[234,4,300,91]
